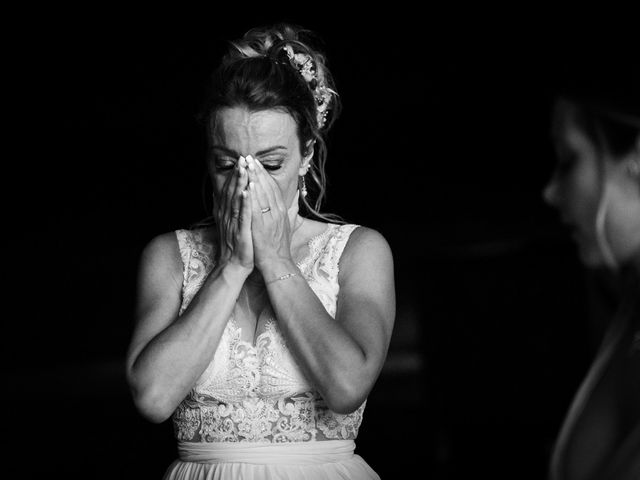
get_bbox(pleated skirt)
[163,439,380,480]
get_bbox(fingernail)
[249,181,255,189]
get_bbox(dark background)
[8,7,638,479]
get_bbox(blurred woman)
[544,86,640,480]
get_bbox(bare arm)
[126,160,253,422]
[240,155,395,413]
[125,232,249,423]
[261,227,395,414]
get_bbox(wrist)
[220,261,252,285]
[257,256,297,278]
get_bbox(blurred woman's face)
[544,100,640,268]
[208,106,310,209]
[544,102,603,265]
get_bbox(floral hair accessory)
[282,44,336,128]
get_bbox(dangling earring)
[300,175,308,198]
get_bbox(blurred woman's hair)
[554,96,640,159]
[551,54,640,160]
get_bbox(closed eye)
[262,164,282,171]
[216,163,235,171]
[258,156,285,172]
[211,155,236,171]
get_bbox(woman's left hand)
[245,155,298,270]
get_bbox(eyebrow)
[211,145,288,157]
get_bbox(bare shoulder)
[140,231,181,264]
[339,225,393,276]
[129,231,184,370]
[137,231,183,288]
[343,225,392,257]
[336,225,395,330]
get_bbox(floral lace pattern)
[173,223,365,443]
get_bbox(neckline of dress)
[295,222,335,271]
[227,222,336,348]
[190,223,335,268]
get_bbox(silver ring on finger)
[260,206,271,214]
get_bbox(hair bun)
[226,23,339,129]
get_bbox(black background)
[8,7,639,479]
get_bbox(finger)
[223,171,238,238]
[238,157,249,192]
[231,170,247,220]
[251,160,284,224]
[254,158,286,213]
[239,188,252,233]
[248,180,265,226]
[245,155,261,190]
[230,157,246,219]
[218,168,241,254]
[226,159,243,214]
[246,156,272,215]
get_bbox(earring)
[628,159,640,176]
[300,175,308,198]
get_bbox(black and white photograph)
[9,7,639,479]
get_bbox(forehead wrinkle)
[213,107,299,153]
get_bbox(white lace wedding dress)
[163,223,380,479]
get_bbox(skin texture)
[208,108,312,275]
[544,101,640,269]
[126,106,396,421]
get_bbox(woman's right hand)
[215,157,253,272]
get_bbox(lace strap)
[174,229,216,302]
[322,224,360,281]
[175,229,193,292]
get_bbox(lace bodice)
[172,223,366,443]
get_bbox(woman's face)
[208,106,311,208]
[544,102,603,265]
[544,100,640,267]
